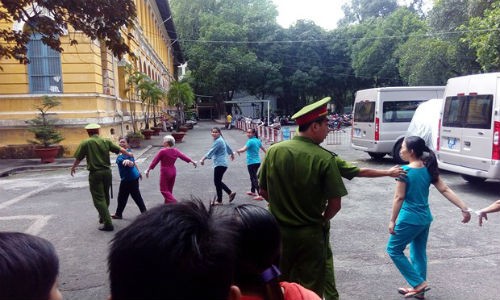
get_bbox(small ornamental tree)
[26,96,64,147]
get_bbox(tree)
[462,0,500,71]
[138,79,166,129]
[341,0,398,25]
[167,81,195,126]
[0,0,136,64]
[349,8,425,86]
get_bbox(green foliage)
[167,81,195,108]
[26,96,64,147]
[0,0,136,63]
[462,0,500,71]
[126,131,144,140]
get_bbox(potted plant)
[26,96,64,163]
[126,131,144,148]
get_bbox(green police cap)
[291,97,331,126]
[84,123,101,130]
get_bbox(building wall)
[0,0,181,157]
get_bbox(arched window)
[27,33,63,94]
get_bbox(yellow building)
[0,0,183,158]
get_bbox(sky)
[271,0,432,30]
[272,0,348,30]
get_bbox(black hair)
[247,128,259,139]
[298,116,327,132]
[405,136,439,183]
[231,204,284,300]
[0,232,59,300]
[108,199,238,300]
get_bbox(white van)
[437,73,500,183]
[351,86,445,163]
[406,98,443,151]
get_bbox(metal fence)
[235,120,350,146]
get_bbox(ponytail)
[423,146,439,183]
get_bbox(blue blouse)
[204,136,233,167]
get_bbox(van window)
[382,101,422,123]
[354,101,375,122]
[442,95,493,129]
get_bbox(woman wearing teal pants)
[386,136,472,298]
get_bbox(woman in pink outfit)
[145,135,197,204]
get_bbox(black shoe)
[98,225,114,231]
[111,215,122,219]
[229,192,236,203]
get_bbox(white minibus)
[437,73,500,183]
[351,86,445,163]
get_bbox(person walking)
[258,97,406,300]
[387,136,472,298]
[145,135,197,204]
[236,128,266,201]
[70,123,132,231]
[111,137,147,219]
[199,127,236,205]
[226,113,233,130]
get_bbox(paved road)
[0,121,498,299]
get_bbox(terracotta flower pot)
[34,146,59,163]
[171,132,186,143]
[141,129,154,140]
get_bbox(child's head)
[0,232,61,300]
[231,204,282,298]
[108,199,240,300]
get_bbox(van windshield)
[354,101,375,122]
[442,95,493,129]
[382,101,422,123]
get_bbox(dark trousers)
[247,163,260,193]
[115,178,147,217]
[214,166,231,202]
[89,169,112,226]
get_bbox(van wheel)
[368,152,386,160]
[461,175,486,184]
[392,140,408,164]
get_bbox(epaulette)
[318,145,337,157]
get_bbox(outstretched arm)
[357,165,406,178]
[433,177,471,223]
[477,199,500,226]
[236,145,248,156]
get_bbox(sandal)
[404,286,430,298]
[398,287,425,299]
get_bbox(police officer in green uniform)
[71,123,132,232]
[258,97,405,300]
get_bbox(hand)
[230,153,235,161]
[388,221,396,235]
[200,160,205,166]
[236,151,241,156]
[388,165,406,178]
[139,173,143,180]
[478,211,487,226]
[192,161,197,168]
[461,210,471,223]
[145,170,150,178]
[123,159,133,167]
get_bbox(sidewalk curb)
[0,145,155,177]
